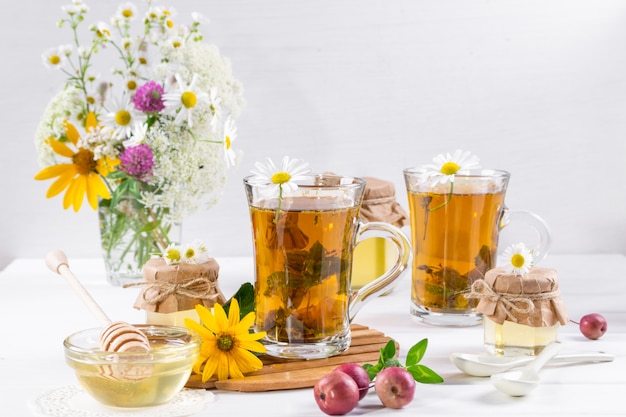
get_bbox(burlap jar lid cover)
[130,257,227,313]
[359,177,408,227]
[471,267,569,327]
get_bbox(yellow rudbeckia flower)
[34,112,119,212]
[185,299,266,382]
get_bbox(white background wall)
[1,0,625,271]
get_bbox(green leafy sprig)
[223,282,255,319]
[364,339,444,384]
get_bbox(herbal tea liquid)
[249,196,358,344]
[407,190,505,313]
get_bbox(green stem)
[429,181,454,212]
[274,185,283,224]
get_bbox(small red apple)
[374,367,416,409]
[579,313,608,340]
[314,371,359,415]
[333,363,371,400]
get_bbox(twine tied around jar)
[464,279,560,323]
[129,257,227,313]
[125,277,222,305]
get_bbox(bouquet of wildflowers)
[34,0,245,282]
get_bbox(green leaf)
[362,363,382,381]
[223,282,255,319]
[405,338,428,366]
[363,337,444,385]
[406,364,444,384]
[380,340,396,362]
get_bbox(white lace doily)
[29,385,216,417]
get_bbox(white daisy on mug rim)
[423,149,481,185]
[249,156,311,197]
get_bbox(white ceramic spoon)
[451,350,615,377]
[490,341,562,397]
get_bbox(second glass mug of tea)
[244,174,411,359]
[403,168,551,327]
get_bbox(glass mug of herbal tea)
[244,173,410,359]
[404,164,550,327]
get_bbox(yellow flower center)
[122,8,133,18]
[127,80,137,90]
[225,136,231,150]
[166,248,181,262]
[172,40,181,48]
[271,171,291,185]
[115,109,131,126]
[49,55,61,65]
[185,248,195,259]
[511,254,525,268]
[72,148,97,175]
[181,91,197,109]
[166,19,174,28]
[217,334,234,352]
[97,29,111,39]
[139,57,147,65]
[440,162,460,176]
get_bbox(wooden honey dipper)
[46,250,151,353]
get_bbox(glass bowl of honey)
[64,324,200,408]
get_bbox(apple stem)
[569,319,580,325]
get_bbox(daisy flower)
[249,156,311,223]
[421,149,481,211]
[223,117,237,168]
[115,2,137,21]
[163,243,183,264]
[184,299,266,382]
[423,149,481,185]
[42,46,67,70]
[501,243,534,276]
[34,112,118,212]
[102,97,147,140]
[163,73,209,127]
[249,156,311,197]
[182,239,210,264]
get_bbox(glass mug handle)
[500,208,552,263]
[348,221,411,321]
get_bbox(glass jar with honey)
[472,267,568,356]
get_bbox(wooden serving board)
[185,324,396,392]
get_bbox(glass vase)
[98,197,181,286]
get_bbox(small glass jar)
[475,267,568,356]
[132,257,226,326]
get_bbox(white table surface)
[1,254,625,416]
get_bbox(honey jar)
[130,257,226,326]
[470,267,568,356]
